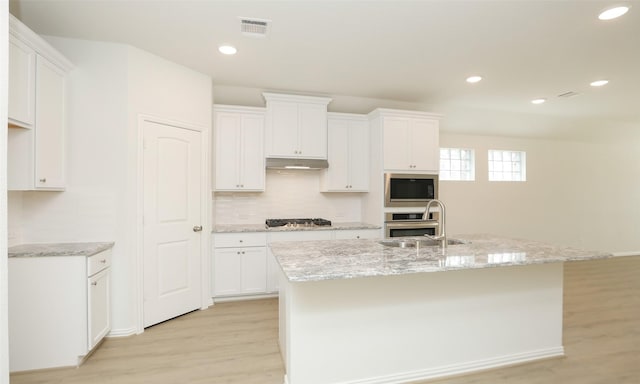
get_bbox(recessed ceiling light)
[466,75,482,83]
[598,5,630,20]
[218,45,237,55]
[531,98,546,105]
[590,80,609,87]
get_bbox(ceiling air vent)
[240,18,270,37]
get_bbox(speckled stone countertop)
[269,234,613,282]
[212,222,381,233]
[8,242,115,258]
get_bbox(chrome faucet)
[423,199,447,248]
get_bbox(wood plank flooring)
[11,256,640,384]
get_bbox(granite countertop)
[8,242,115,258]
[269,234,614,282]
[212,222,381,233]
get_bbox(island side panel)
[282,263,564,384]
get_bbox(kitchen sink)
[378,238,468,248]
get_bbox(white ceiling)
[9,0,640,140]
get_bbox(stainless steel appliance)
[384,173,438,207]
[265,218,332,228]
[384,212,438,238]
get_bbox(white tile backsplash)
[213,169,363,224]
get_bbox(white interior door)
[143,120,203,328]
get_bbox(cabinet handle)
[91,281,98,286]
[100,259,107,264]
[356,236,361,239]
[39,178,47,183]
[239,240,243,243]
[193,225,203,232]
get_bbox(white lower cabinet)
[212,233,268,298]
[88,267,111,350]
[8,248,112,372]
[212,229,381,300]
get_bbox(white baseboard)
[346,347,564,384]
[612,251,640,257]
[106,327,137,338]
[286,347,564,384]
[213,293,278,303]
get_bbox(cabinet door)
[383,117,411,171]
[323,119,350,190]
[240,247,267,294]
[213,248,242,296]
[347,120,369,191]
[239,115,265,191]
[8,36,36,128]
[298,103,328,159]
[266,101,298,157]
[214,113,241,190]
[410,119,440,172]
[34,56,66,190]
[88,268,111,350]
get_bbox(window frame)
[439,147,475,181]
[487,149,527,182]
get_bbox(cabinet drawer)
[214,232,267,248]
[88,249,112,277]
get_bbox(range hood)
[265,157,329,170]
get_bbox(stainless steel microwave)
[384,173,438,207]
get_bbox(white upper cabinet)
[7,15,73,191]
[214,105,265,192]
[263,93,332,159]
[321,113,369,192]
[8,36,36,129]
[34,57,67,189]
[373,109,441,173]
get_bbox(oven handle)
[384,221,439,229]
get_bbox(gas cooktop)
[265,218,332,228]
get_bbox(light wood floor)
[11,256,640,384]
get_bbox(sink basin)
[378,238,468,248]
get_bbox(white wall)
[440,133,640,254]
[214,170,363,224]
[8,36,212,336]
[1,3,10,383]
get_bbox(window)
[488,150,526,181]
[439,148,475,181]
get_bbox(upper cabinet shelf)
[263,93,332,160]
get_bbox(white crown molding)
[263,92,332,106]
[368,107,443,120]
[9,14,74,72]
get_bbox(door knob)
[193,225,203,232]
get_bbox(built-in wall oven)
[384,212,438,238]
[384,173,438,207]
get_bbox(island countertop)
[269,234,613,282]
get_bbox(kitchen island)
[270,234,613,384]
